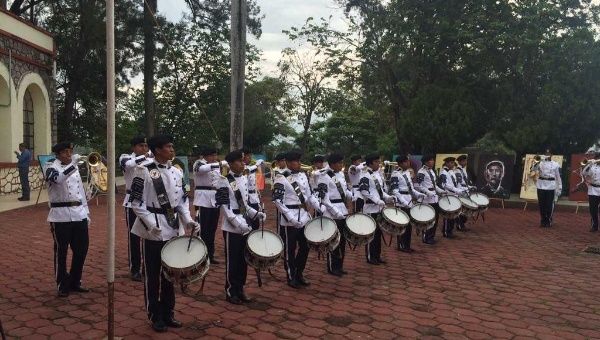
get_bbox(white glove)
[148,224,162,237]
[256,212,266,222]
[72,154,81,164]
[187,221,201,234]
[255,159,264,166]
[385,196,395,204]
[315,206,323,216]
[384,160,390,166]
[240,223,252,235]
[377,200,386,208]
[220,160,228,166]
[292,219,304,228]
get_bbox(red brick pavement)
[1,195,600,339]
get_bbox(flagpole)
[106,0,116,338]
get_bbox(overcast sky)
[157,0,347,77]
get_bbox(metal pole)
[106,0,116,339]
[230,0,246,151]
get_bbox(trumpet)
[78,151,103,167]
[77,151,108,199]
[580,159,600,167]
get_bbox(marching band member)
[45,142,91,297]
[582,150,600,232]
[315,153,352,276]
[389,155,425,252]
[454,155,474,231]
[272,151,322,288]
[359,154,394,265]
[214,150,266,304]
[309,154,325,191]
[130,135,200,332]
[348,155,365,213]
[438,157,464,238]
[272,152,288,237]
[535,149,562,228]
[241,148,265,231]
[119,136,151,281]
[192,147,227,264]
[414,155,445,244]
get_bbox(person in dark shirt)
[15,143,32,201]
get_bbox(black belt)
[147,206,181,215]
[248,190,256,194]
[399,191,409,194]
[539,177,555,181]
[196,186,216,190]
[428,188,434,191]
[366,199,377,204]
[285,204,301,209]
[352,185,359,188]
[50,201,82,208]
[232,209,241,214]
[330,199,344,203]
[591,183,600,188]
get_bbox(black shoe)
[240,293,254,303]
[226,295,243,305]
[287,279,301,289]
[164,316,182,328]
[328,269,343,277]
[444,234,456,239]
[18,197,30,201]
[377,259,387,264]
[367,259,380,265]
[340,270,348,275]
[297,276,310,286]
[151,319,168,333]
[210,258,220,265]
[423,239,436,245]
[57,290,69,297]
[131,272,142,282]
[398,247,414,253]
[71,286,90,293]
[590,228,598,232]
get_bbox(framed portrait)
[476,154,515,199]
[519,154,564,200]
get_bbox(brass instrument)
[580,159,600,167]
[78,151,108,200]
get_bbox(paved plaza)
[1,195,600,339]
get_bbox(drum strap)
[289,180,308,211]
[328,171,346,201]
[427,169,438,191]
[226,173,247,216]
[146,162,177,227]
[368,170,384,198]
[402,174,416,197]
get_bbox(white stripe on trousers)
[50,222,59,289]
[284,226,292,281]
[125,208,132,272]
[225,232,233,297]
[142,241,151,319]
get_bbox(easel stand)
[489,198,505,209]
[575,201,587,214]
[522,199,537,212]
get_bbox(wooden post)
[230,0,246,151]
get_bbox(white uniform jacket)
[130,160,193,241]
[272,171,320,228]
[389,169,425,208]
[119,152,152,207]
[245,164,260,205]
[192,159,221,208]
[314,169,351,220]
[582,162,600,196]
[348,163,365,201]
[213,171,260,234]
[359,167,392,214]
[535,160,562,192]
[414,166,445,204]
[439,167,466,196]
[44,158,90,223]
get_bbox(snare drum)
[438,195,463,219]
[469,193,490,212]
[161,236,210,285]
[409,203,436,235]
[379,207,410,235]
[345,213,376,246]
[304,216,341,253]
[245,229,284,270]
[459,197,479,217]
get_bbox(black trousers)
[397,208,412,249]
[354,198,365,213]
[442,217,455,237]
[366,213,382,262]
[457,215,468,230]
[537,189,555,227]
[18,167,30,198]
[248,203,260,231]
[197,206,220,259]
[125,207,141,274]
[423,203,440,243]
[327,219,347,272]
[282,226,309,281]
[224,231,248,298]
[589,195,600,230]
[142,239,174,322]
[50,220,89,292]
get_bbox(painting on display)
[476,154,515,199]
[568,154,588,202]
[519,154,564,200]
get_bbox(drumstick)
[187,231,194,252]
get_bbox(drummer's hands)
[149,224,162,237]
[256,212,267,222]
[187,221,201,235]
[240,223,252,235]
[377,199,386,208]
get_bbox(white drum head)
[439,195,462,212]
[470,193,490,206]
[410,204,436,222]
[459,197,478,209]
[247,230,284,258]
[305,217,337,243]
[346,213,376,235]
[162,237,207,269]
[382,208,410,225]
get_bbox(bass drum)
[345,213,376,246]
[245,229,284,270]
[379,207,410,235]
[304,216,340,253]
[409,203,436,235]
[161,236,210,285]
[438,195,463,219]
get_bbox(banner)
[476,154,514,199]
[519,154,564,200]
[568,154,588,202]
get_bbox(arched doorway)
[23,88,35,154]
[17,73,51,158]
